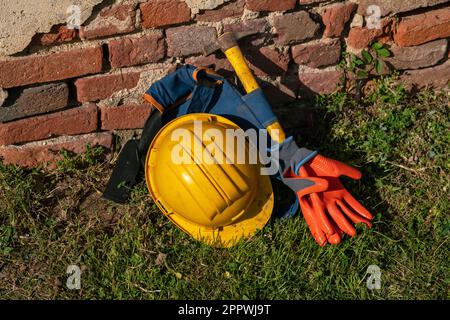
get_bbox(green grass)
[0,77,449,299]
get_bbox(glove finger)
[336,199,372,228]
[333,159,362,180]
[309,192,336,236]
[308,155,361,180]
[328,218,344,246]
[299,197,327,246]
[326,202,357,237]
[343,193,373,221]
[326,219,342,245]
[329,216,344,237]
[327,233,341,245]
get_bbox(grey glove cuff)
[274,137,317,175]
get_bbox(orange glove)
[287,155,373,246]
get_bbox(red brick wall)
[1,0,449,168]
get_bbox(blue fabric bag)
[145,65,278,134]
[143,65,298,219]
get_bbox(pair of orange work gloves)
[276,137,373,246]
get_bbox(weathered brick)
[346,19,392,50]
[346,28,382,50]
[387,39,448,70]
[247,46,290,76]
[299,0,328,4]
[0,83,69,123]
[292,39,341,68]
[80,3,136,40]
[167,25,217,57]
[0,133,113,168]
[0,46,103,89]
[108,32,166,68]
[273,12,320,45]
[140,0,191,28]
[33,25,78,46]
[75,72,141,103]
[100,104,153,130]
[299,69,343,95]
[400,60,450,90]
[246,0,297,12]
[393,7,450,47]
[358,0,450,17]
[320,2,357,38]
[0,104,98,145]
[223,18,270,34]
[196,0,244,22]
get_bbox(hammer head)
[203,30,259,56]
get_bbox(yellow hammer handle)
[223,45,286,143]
[224,46,260,93]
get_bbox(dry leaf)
[155,252,167,266]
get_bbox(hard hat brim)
[160,173,273,248]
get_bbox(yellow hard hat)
[144,113,274,247]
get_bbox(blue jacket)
[144,65,298,219]
[144,65,278,134]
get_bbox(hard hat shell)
[145,113,274,247]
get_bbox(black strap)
[102,139,141,204]
[102,110,163,204]
[138,111,163,166]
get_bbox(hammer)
[203,31,286,143]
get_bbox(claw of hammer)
[202,30,259,56]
